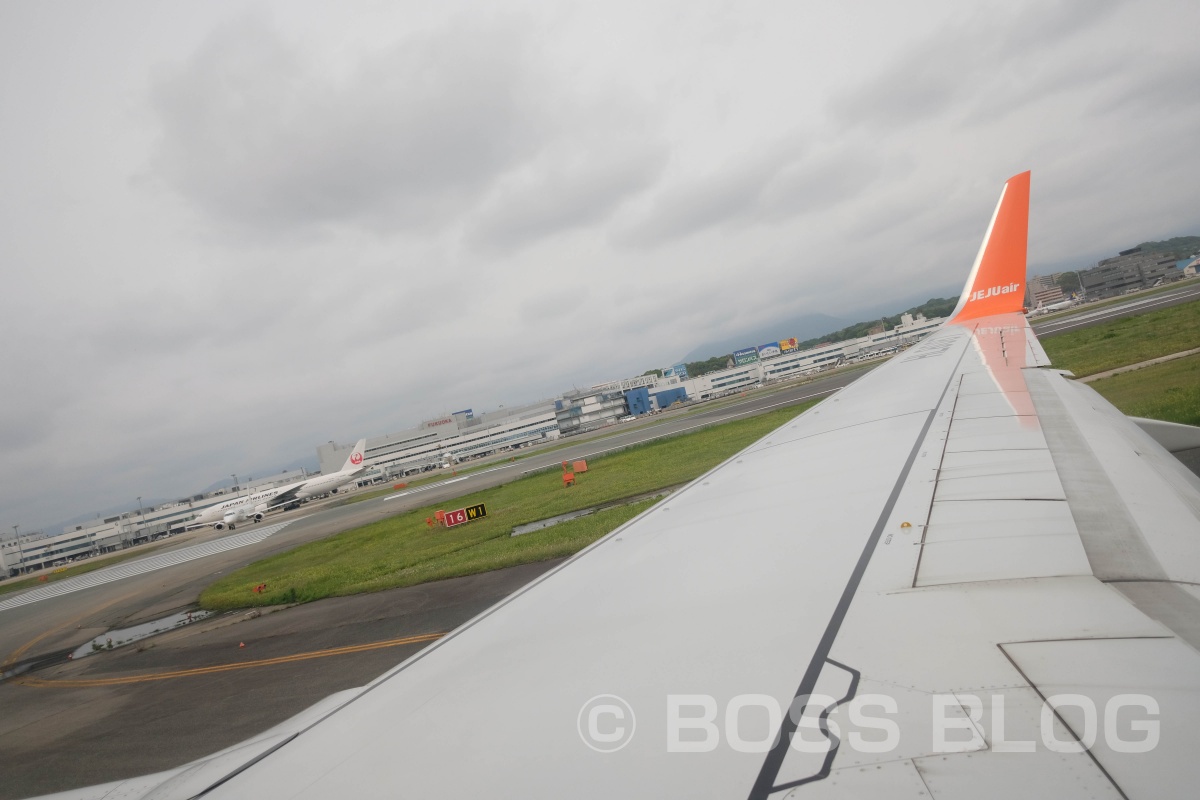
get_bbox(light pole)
[231,474,238,494]
[137,497,148,542]
[13,524,23,575]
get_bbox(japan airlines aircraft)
[190,439,368,530]
[1028,296,1077,315]
[38,175,1200,799]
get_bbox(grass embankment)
[1041,299,1200,377]
[198,402,815,610]
[1086,354,1200,426]
[1040,297,1200,426]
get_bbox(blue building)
[653,387,688,410]
[625,387,652,416]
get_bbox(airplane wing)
[260,483,305,512]
[33,172,1200,799]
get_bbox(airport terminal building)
[1081,246,1185,298]
[317,402,561,477]
[1,473,314,576]
[542,313,944,437]
[2,312,945,578]
[318,312,948,468]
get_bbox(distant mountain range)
[1136,236,1200,260]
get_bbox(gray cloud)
[3,1,1200,532]
[149,16,546,234]
[468,139,668,250]
[830,0,1123,130]
[615,140,881,246]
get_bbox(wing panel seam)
[747,338,970,799]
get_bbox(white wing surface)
[36,173,1200,799]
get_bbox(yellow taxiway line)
[19,631,444,688]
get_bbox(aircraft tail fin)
[948,171,1030,323]
[341,439,367,472]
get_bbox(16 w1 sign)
[444,503,487,528]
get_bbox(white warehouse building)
[318,401,560,478]
[664,313,946,400]
[1,471,317,577]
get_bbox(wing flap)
[1002,637,1200,797]
[915,506,1092,585]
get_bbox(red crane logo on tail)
[351,452,363,465]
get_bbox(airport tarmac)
[0,560,560,799]
[1029,278,1200,336]
[0,289,1192,798]
[0,371,861,798]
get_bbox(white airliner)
[190,439,368,530]
[37,175,1200,798]
[1028,296,1077,315]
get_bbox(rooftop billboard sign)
[733,347,759,365]
[591,374,658,392]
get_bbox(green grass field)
[1041,299,1200,377]
[198,402,814,610]
[1086,353,1200,426]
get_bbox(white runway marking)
[1033,286,1200,335]
[0,521,295,613]
[382,475,471,501]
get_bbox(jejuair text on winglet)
[969,282,1021,303]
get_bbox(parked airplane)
[190,439,368,530]
[42,175,1200,798]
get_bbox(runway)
[1030,279,1200,336]
[0,521,294,613]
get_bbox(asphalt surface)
[0,369,860,799]
[0,284,1193,798]
[0,561,562,799]
[1029,278,1200,337]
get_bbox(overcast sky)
[2,0,1198,532]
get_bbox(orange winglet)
[949,171,1030,324]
